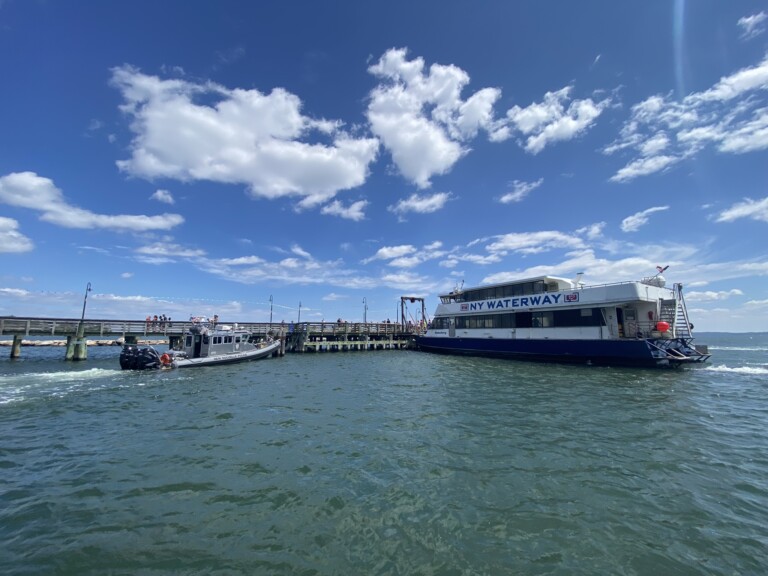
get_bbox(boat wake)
[709,346,768,352]
[704,364,768,376]
[0,367,140,405]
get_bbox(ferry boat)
[120,319,281,370]
[416,271,710,368]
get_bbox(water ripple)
[1,338,768,574]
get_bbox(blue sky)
[1,1,767,331]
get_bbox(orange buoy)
[655,321,670,332]
[160,353,171,365]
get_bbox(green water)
[1,334,767,574]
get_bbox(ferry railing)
[440,278,676,302]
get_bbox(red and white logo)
[565,293,579,302]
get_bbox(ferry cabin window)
[453,308,604,329]
[532,311,554,327]
[460,280,548,302]
[185,335,193,347]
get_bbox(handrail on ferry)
[440,278,674,299]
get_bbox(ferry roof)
[440,275,575,297]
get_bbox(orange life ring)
[160,353,171,365]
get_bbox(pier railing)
[0,316,421,339]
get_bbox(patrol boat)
[416,270,710,368]
[120,319,280,370]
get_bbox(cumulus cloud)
[621,206,670,232]
[199,245,378,289]
[716,196,768,223]
[363,244,416,264]
[0,216,34,253]
[150,189,175,204]
[320,199,368,221]
[685,289,744,302]
[322,292,347,301]
[362,241,446,269]
[485,230,586,255]
[0,172,184,232]
[738,11,767,40]
[111,65,380,208]
[387,191,452,219]
[366,48,501,188]
[501,86,611,154]
[606,54,768,182]
[499,178,543,204]
[133,241,206,265]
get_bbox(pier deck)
[0,316,419,359]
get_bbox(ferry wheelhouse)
[416,274,710,368]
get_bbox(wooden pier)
[0,316,419,360]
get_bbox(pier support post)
[65,335,75,360]
[73,338,88,360]
[65,335,88,360]
[10,334,22,359]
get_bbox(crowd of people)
[145,314,171,330]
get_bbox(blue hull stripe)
[415,336,670,367]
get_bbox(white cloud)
[716,196,768,223]
[621,206,670,232]
[610,154,681,183]
[638,132,670,156]
[366,48,501,188]
[685,289,744,302]
[363,244,416,264]
[322,292,347,301]
[606,54,768,181]
[486,230,586,255]
[197,247,377,289]
[362,241,446,269]
[321,199,368,221]
[121,272,134,279]
[0,172,184,232]
[135,242,206,265]
[112,65,380,207]
[388,192,452,219]
[576,222,606,239]
[379,270,434,292]
[151,189,175,204]
[0,287,32,298]
[499,178,543,204]
[502,86,610,154]
[0,216,33,253]
[738,11,767,40]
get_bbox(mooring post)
[72,336,88,360]
[65,281,92,361]
[10,334,22,359]
[65,335,75,360]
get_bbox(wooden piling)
[10,334,22,358]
